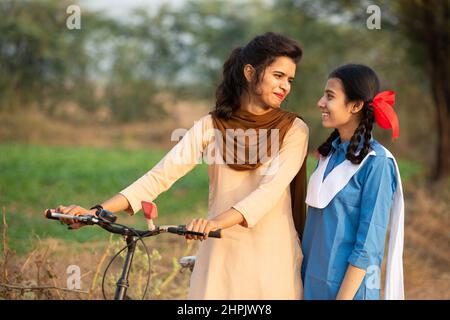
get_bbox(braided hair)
[318,64,380,164]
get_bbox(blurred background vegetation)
[0,0,448,299]
[1,0,448,178]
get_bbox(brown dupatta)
[211,108,308,241]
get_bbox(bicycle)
[44,201,221,300]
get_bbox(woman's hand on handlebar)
[54,205,95,229]
[185,218,220,241]
[185,209,244,240]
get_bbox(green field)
[0,143,422,255]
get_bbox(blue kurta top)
[301,137,397,300]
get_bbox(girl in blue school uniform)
[301,64,405,300]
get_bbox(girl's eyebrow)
[325,89,336,95]
[273,70,295,80]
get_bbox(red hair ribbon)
[370,90,399,140]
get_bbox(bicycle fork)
[114,235,138,300]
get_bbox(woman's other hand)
[185,218,220,241]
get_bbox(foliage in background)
[1,0,443,176]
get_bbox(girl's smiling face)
[317,77,363,140]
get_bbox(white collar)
[306,150,375,209]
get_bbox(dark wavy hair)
[318,64,380,164]
[213,32,302,119]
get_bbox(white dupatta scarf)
[305,147,405,300]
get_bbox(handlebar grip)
[45,209,60,220]
[207,229,222,238]
[44,210,93,224]
[168,225,222,238]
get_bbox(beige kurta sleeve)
[119,115,212,214]
[232,118,309,228]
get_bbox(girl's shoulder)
[369,140,394,160]
[281,118,309,147]
[362,140,398,189]
[289,117,309,137]
[197,113,214,126]
[280,109,309,134]
[190,114,215,133]
[364,140,397,174]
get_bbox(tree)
[394,0,449,180]
[289,0,450,180]
[0,0,117,115]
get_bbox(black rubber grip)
[207,229,222,238]
[45,209,59,220]
[168,225,222,238]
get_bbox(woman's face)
[317,78,362,135]
[250,56,296,109]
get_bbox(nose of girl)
[280,80,289,93]
[317,96,326,109]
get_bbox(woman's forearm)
[99,193,132,214]
[336,264,367,300]
[211,208,246,229]
[54,193,132,228]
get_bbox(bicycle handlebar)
[45,210,222,238]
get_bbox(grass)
[0,143,422,255]
[0,143,208,254]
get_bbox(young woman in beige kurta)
[52,32,308,300]
[119,114,308,299]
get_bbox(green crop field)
[0,143,422,255]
